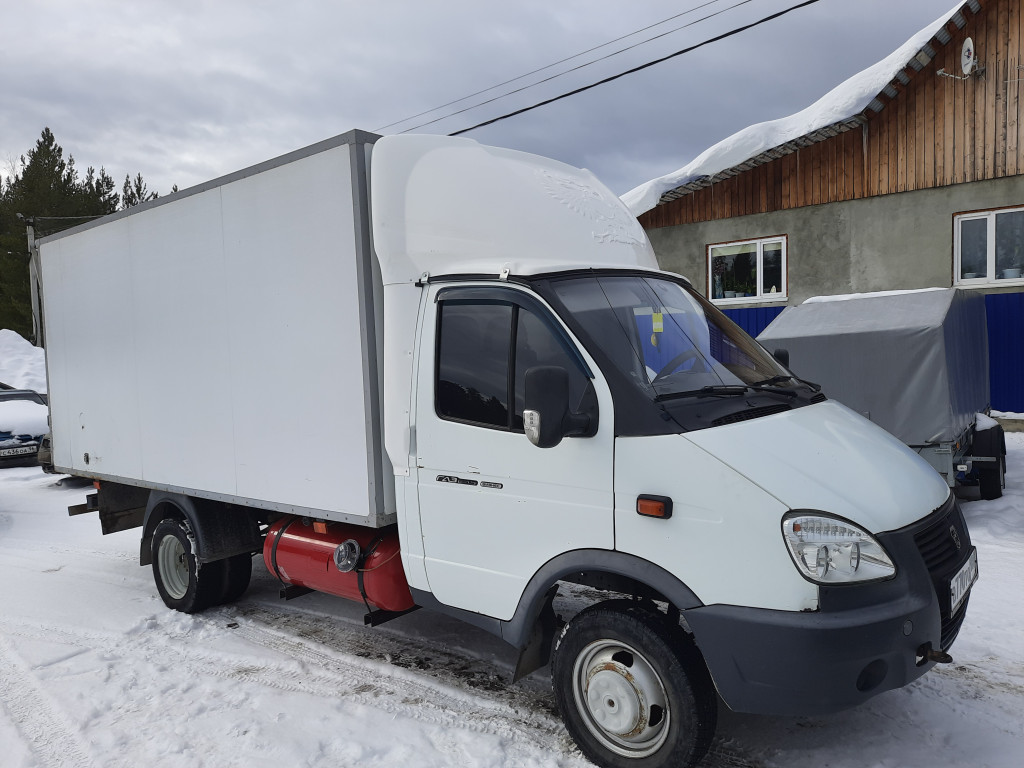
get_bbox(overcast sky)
[1,0,962,200]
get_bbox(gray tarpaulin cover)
[757,289,989,445]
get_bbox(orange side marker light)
[637,495,673,519]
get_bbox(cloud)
[1,0,958,197]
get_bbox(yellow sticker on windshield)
[652,312,663,333]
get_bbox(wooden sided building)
[633,0,1024,411]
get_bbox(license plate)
[0,445,37,457]
[950,548,979,615]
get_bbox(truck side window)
[436,303,513,427]
[513,308,590,430]
[435,300,590,432]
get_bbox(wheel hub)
[586,663,645,737]
[572,639,671,758]
[157,534,190,600]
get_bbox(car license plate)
[950,548,979,615]
[0,445,37,457]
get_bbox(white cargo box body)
[40,131,394,526]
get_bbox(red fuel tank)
[263,517,415,612]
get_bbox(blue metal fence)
[726,299,1024,412]
[985,292,1024,412]
[721,306,785,339]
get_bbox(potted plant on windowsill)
[1002,242,1024,279]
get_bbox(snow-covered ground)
[1,328,1022,767]
[0,445,1020,768]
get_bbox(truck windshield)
[548,274,791,400]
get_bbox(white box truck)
[38,130,979,768]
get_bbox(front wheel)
[552,602,716,768]
[151,518,226,613]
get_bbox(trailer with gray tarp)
[758,288,1006,498]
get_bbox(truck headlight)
[782,512,896,584]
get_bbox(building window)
[955,207,1024,285]
[707,236,787,304]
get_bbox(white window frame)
[954,206,1024,287]
[706,236,787,305]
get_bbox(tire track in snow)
[1,609,765,767]
[0,630,97,768]
[221,604,766,767]
[0,613,573,759]
[202,608,573,747]
[232,603,556,706]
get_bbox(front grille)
[914,512,965,573]
[942,594,970,650]
[913,499,973,651]
[712,403,790,427]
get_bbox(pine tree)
[121,172,159,209]
[0,128,166,339]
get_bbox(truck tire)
[151,518,226,613]
[978,462,1003,500]
[551,601,716,768]
[974,424,1006,500]
[218,553,253,605]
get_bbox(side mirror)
[773,348,790,368]
[523,366,592,448]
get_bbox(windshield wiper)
[751,374,822,393]
[656,385,746,401]
[656,383,800,402]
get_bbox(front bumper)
[685,495,974,716]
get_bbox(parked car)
[0,384,49,467]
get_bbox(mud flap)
[512,586,561,682]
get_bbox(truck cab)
[368,135,978,766]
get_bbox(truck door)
[413,285,614,620]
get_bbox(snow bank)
[0,400,48,437]
[0,329,46,393]
[992,410,1024,420]
[622,2,963,216]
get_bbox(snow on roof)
[622,1,969,217]
[801,287,949,304]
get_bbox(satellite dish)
[961,37,976,75]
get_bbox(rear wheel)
[151,518,226,613]
[974,424,1006,500]
[218,553,253,605]
[552,601,716,768]
[978,462,1003,500]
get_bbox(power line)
[374,0,734,133]
[394,0,758,135]
[449,0,822,137]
